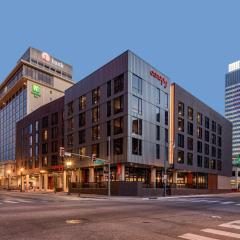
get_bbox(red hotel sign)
[150,70,168,88]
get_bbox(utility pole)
[108,136,111,197]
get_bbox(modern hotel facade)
[225,61,240,189]
[15,50,232,193]
[0,47,74,188]
[170,83,232,190]
[64,50,170,186]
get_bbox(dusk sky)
[1,0,240,115]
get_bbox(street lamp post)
[20,168,24,192]
[66,161,72,195]
[7,170,11,190]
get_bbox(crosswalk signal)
[59,147,65,157]
[92,154,96,162]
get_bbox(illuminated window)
[114,95,124,114]
[188,107,193,121]
[132,118,142,135]
[92,87,100,105]
[113,117,124,135]
[92,125,100,140]
[177,150,184,164]
[92,107,100,123]
[79,95,86,110]
[178,117,184,132]
[178,101,184,116]
[197,112,202,125]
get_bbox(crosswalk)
[144,197,240,207]
[0,198,48,205]
[179,220,240,239]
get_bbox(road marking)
[202,228,240,238]
[14,199,31,203]
[179,233,219,240]
[3,200,19,204]
[236,204,240,206]
[220,220,240,230]
[220,201,235,205]
[191,200,220,203]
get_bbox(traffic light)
[59,147,65,157]
[92,154,96,162]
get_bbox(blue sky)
[0,0,240,115]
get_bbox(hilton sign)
[41,52,64,68]
[150,70,168,88]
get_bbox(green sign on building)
[233,155,240,166]
[32,84,41,97]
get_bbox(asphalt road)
[0,191,240,240]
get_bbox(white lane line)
[220,220,240,230]
[202,228,240,238]
[220,201,235,205]
[236,204,240,206]
[3,200,19,204]
[191,200,220,203]
[14,199,31,203]
[179,233,219,240]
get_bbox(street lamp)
[40,170,46,191]
[20,168,24,192]
[7,170,11,190]
[66,161,72,195]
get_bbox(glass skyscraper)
[225,61,240,161]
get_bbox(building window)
[51,112,58,125]
[156,144,160,159]
[197,112,202,125]
[114,117,124,135]
[197,141,202,153]
[211,146,216,157]
[217,160,222,171]
[67,101,73,116]
[42,143,48,154]
[197,127,202,139]
[187,152,193,165]
[67,134,73,147]
[217,124,222,135]
[164,92,168,109]
[67,118,74,131]
[132,138,142,155]
[42,116,48,128]
[51,141,58,153]
[114,95,124,114]
[107,101,111,117]
[92,144,100,157]
[156,88,161,104]
[217,136,222,147]
[165,129,168,143]
[187,137,193,150]
[79,112,86,127]
[51,127,58,139]
[217,148,221,159]
[211,133,216,145]
[178,117,184,132]
[114,138,123,155]
[156,107,160,122]
[204,143,209,155]
[114,74,124,93]
[156,126,160,140]
[178,101,184,116]
[188,107,193,121]
[42,130,48,141]
[79,95,86,110]
[197,155,203,167]
[204,157,209,168]
[177,150,184,164]
[132,95,142,115]
[178,134,184,148]
[132,118,142,135]
[92,107,100,123]
[210,159,216,170]
[92,87,100,105]
[107,121,111,136]
[132,74,142,94]
[212,120,216,132]
[205,116,209,129]
[79,130,85,144]
[205,130,209,142]
[107,80,111,97]
[165,111,168,126]
[42,156,48,167]
[36,121,39,131]
[92,125,100,141]
[51,155,59,166]
[187,122,193,135]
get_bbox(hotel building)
[0,47,74,187]
[170,83,232,189]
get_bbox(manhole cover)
[66,219,82,224]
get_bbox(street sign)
[93,159,105,166]
[59,147,64,157]
[233,155,240,166]
[163,174,168,180]
[64,152,72,157]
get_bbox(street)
[0,191,239,240]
